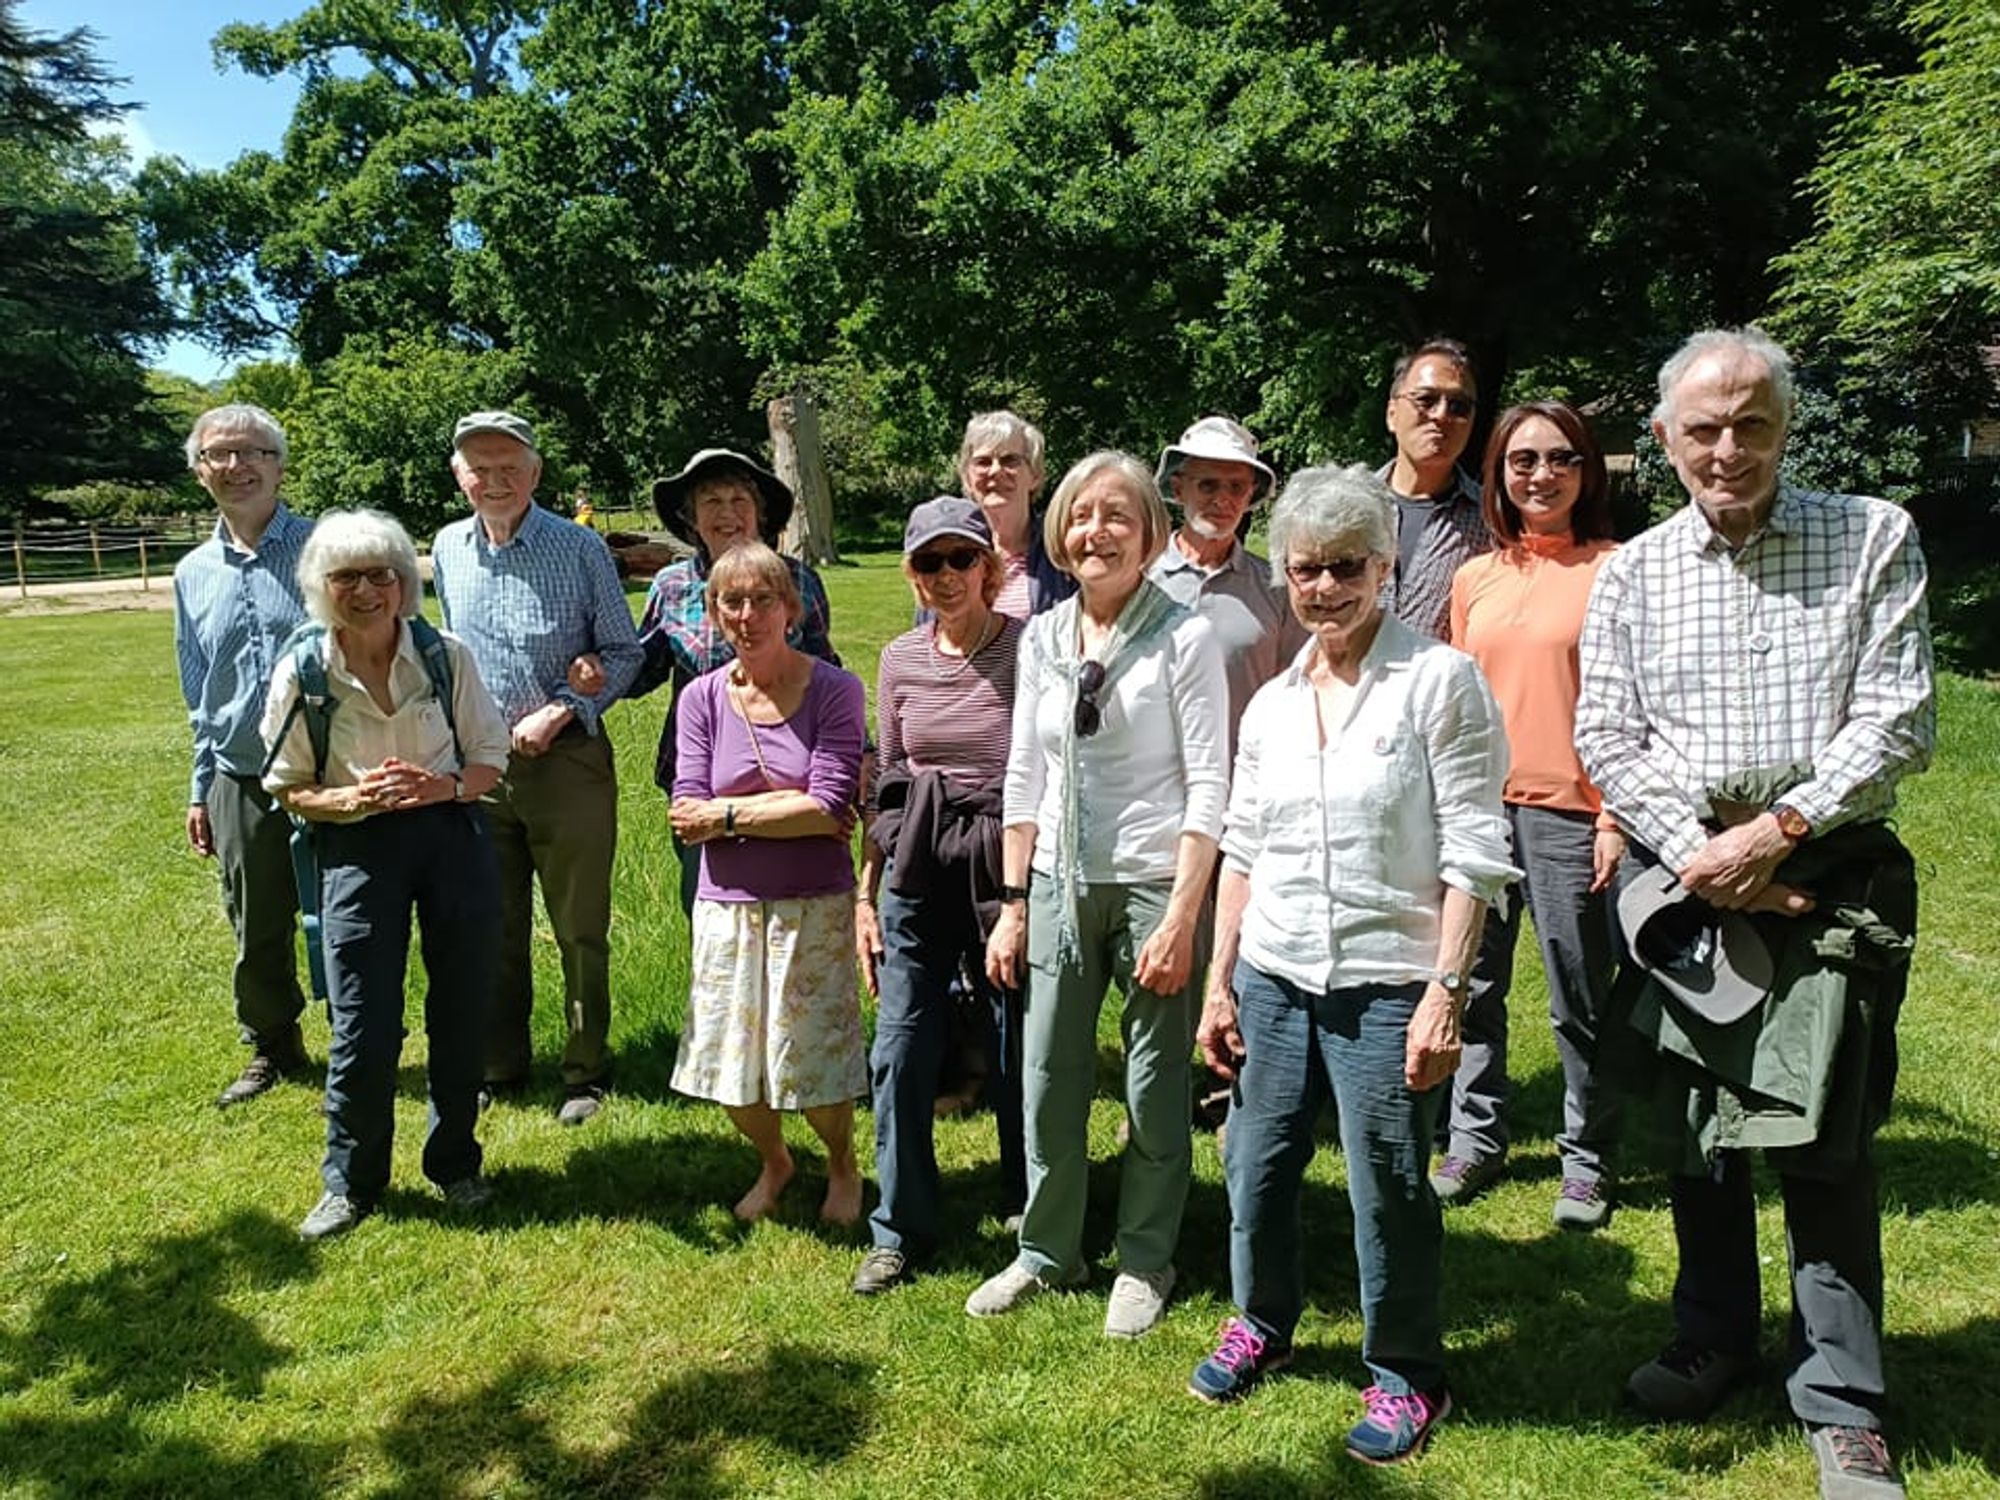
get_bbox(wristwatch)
[1771,803,1812,842]
[451,773,466,803]
[1000,883,1031,904]
[1433,969,1468,996]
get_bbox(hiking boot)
[1345,1384,1453,1464]
[1627,1339,1755,1421]
[1104,1265,1176,1339]
[1553,1176,1613,1231]
[1188,1317,1293,1404]
[965,1260,1084,1318]
[440,1175,494,1212]
[299,1191,370,1242]
[1809,1424,1905,1499]
[557,1085,606,1126]
[851,1247,914,1296]
[216,1042,309,1109]
[1429,1153,1504,1204]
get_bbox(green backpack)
[260,616,461,1002]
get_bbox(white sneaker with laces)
[965,1261,1080,1318]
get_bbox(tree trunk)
[768,390,838,566]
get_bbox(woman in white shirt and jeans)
[262,509,512,1244]
[1188,466,1516,1466]
[968,451,1229,1340]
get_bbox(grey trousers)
[483,728,618,1089]
[205,771,307,1051]
[1443,804,1620,1177]
[1017,879,1201,1279]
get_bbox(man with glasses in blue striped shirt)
[431,411,643,1127]
[173,403,315,1108]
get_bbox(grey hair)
[707,540,804,629]
[1653,325,1797,430]
[186,403,288,469]
[957,410,1047,483]
[1266,464,1396,586]
[297,509,424,625]
[1042,450,1172,575]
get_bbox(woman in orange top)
[1446,400,1623,1230]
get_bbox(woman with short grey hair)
[967,449,1229,1341]
[957,410,1075,619]
[1187,464,1515,1466]
[262,509,513,1243]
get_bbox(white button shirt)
[1224,613,1518,993]
[261,621,512,810]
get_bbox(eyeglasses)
[1504,447,1584,476]
[910,547,985,575]
[1074,659,1107,738]
[716,590,783,615]
[1396,389,1475,421]
[327,566,399,590]
[198,446,279,466]
[1285,556,1374,585]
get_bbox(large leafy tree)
[1770,0,2000,419]
[0,0,179,511]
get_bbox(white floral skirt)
[673,892,867,1109]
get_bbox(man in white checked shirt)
[431,411,643,1128]
[1577,327,1934,1500]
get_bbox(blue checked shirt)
[1576,486,1935,873]
[430,503,642,734]
[173,504,313,804]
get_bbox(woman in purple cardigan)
[670,542,869,1224]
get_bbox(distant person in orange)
[1447,401,1623,1227]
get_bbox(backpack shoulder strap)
[406,615,463,763]
[259,621,334,783]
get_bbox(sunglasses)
[1504,447,1584,476]
[1285,556,1374,585]
[327,566,400,590]
[1074,659,1107,738]
[1397,389,1476,420]
[910,547,985,575]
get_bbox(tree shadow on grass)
[0,1209,338,1499]
[370,1341,876,1499]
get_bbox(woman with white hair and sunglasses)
[261,508,512,1243]
[966,451,1228,1341]
[1186,465,1516,1466]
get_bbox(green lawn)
[1,558,1996,1499]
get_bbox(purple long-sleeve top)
[674,657,866,901]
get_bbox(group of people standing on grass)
[174,322,1934,1498]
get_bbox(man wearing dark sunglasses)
[1150,417,1308,759]
[1377,338,1492,643]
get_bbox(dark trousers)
[1670,1152,1888,1429]
[484,730,617,1089]
[318,801,498,1202]
[867,870,1024,1257]
[206,771,307,1050]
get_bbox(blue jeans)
[1226,964,1445,1395]
[868,870,1024,1257]
[318,801,498,1202]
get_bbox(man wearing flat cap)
[1576,327,1934,1500]
[431,411,643,1127]
[1149,416,1305,758]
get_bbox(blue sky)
[20,0,308,379]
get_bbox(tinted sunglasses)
[1503,447,1584,475]
[1398,389,1476,420]
[910,547,985,575]
[1284,556,1374,585]
[1075,659,1107,738]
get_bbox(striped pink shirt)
[875,616,1021,794]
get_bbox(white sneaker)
[965,1261,1080,1318]
[1104,1265,1177,1339]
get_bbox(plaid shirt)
[1375,462,1490,642]
[632,551,839,788]
[430,503,642,734]
[1576,486,1935,872]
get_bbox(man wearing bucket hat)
[1149,417,1306,759]
[626,448,842,915]
[1576,326,1934,1500]
[431,410,643,1127]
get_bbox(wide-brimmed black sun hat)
[651,448,794,549]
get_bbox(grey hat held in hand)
[1616,866,1776,1025]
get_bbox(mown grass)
[0,561,1996,1499]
